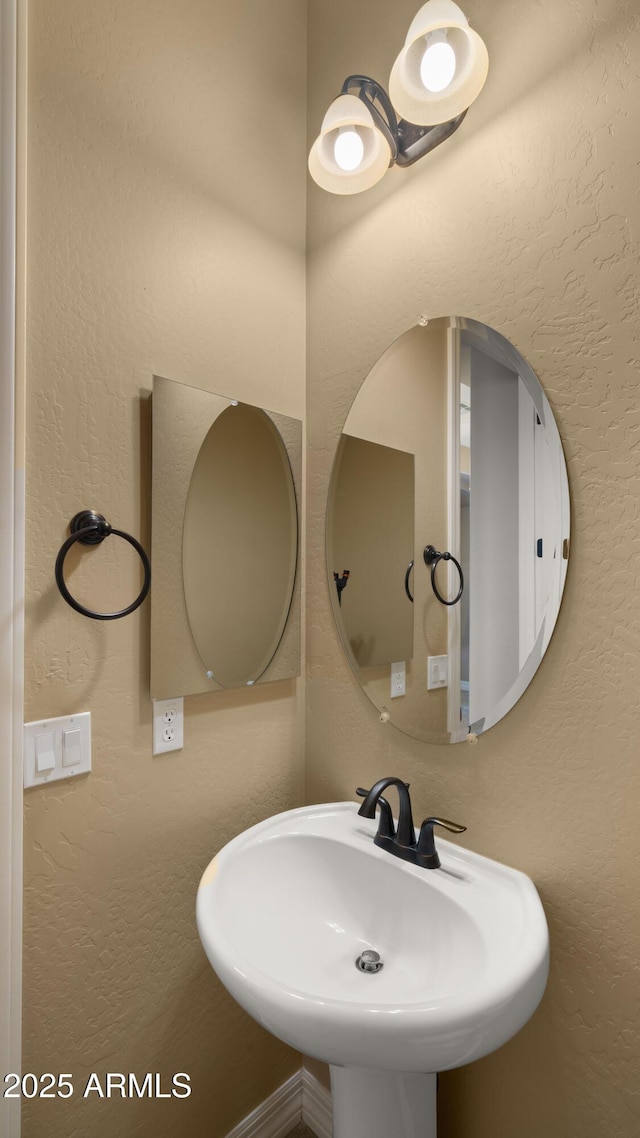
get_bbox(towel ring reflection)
[55,510,151,620]
[404,560,414,602]
[404,549,463,606]
[423,545,464,606]
[333,569,350,607]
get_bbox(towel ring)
[423,545,464,606]
[404,551,463,605]
[55,510,151,620]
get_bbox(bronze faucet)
[356,777,466,869]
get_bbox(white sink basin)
[196,801,549,1078]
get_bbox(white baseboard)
[225,1067,332,1138]
[301,1067,333,1138]
[224,1070,301,1138]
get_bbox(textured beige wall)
[23,2,306,1136]
[306,1,640,1135]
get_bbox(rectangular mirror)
[327,436,414,668]
[151,375,301,699]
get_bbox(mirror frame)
[151,375,302,700]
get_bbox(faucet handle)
[416,817,467,868]
[356,787,396,839]
[421,817,466,834]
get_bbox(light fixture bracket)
[340,74,467,171]
[395,108,467,167]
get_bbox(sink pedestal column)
[330,1066,437,1138]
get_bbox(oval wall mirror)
[183,403,298,687]
[326,317,570,744]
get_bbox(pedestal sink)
[196,802,549,1138]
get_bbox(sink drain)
[355,949,384,973]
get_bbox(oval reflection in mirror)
[326,317,570,744]
[183,403,298,687]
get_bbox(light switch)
[428,655,449,690]
[63,728,82,767]
[35,732,56,774]
[24,712,91,788]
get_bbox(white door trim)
[0,0,24,1132]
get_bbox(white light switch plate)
[428,655,449,690]
[24,712,91,788]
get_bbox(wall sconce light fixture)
[308,0,488,195]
